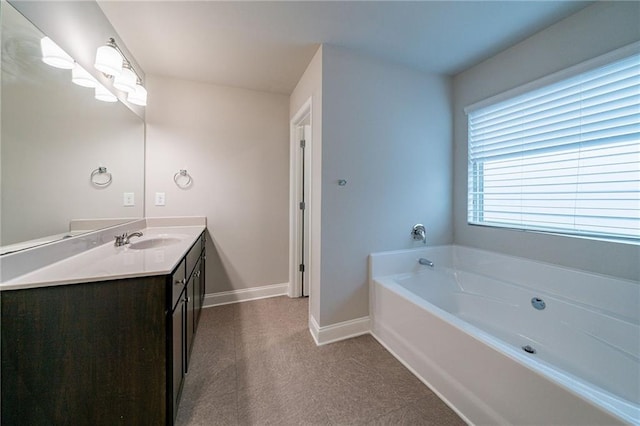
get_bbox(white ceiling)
[98,1,593,94]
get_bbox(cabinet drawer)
[185,234,203,279]
[171,259,186,310]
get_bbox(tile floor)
[176,296,465,425]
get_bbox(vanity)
[0,219,207,425]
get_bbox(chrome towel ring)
[174,169,192,188]
[91,166,112,187]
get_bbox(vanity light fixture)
[94,38,123,76]
[71,63,98,88]
[40,37,74,69]
[127,80,148,106]
[39,35,143,105]
[95,83,118,102]
[95,37,147,106]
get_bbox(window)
[466,46,639,242]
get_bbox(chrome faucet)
[411,224,426,244]
[125,232,143,244]
[114,231,143,247]
[418,258,434,267]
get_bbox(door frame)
[289,98,312,298]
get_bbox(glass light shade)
[95,84,118,102]
[40,37,74,69]
[113,65,137,93]
[71,64,98,88]
[127,83,147,106]
[94,44,123,76]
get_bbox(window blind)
[467,52,640,241]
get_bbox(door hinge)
[299,201,306,210]
[299,264,305,272]
[300,139,306,148]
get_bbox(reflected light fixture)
[72,63,99,88]
[40,37,74,69]
[127,80,148,106]
[94,38,123,76]
[95,83,118,102]
[113,62,137,93]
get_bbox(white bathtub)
[369,245,639,425]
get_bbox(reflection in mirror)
[1,1,145,254]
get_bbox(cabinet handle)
[195,270,201,278]
[175,278,186,286]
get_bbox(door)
[298,124,311,297]
[290,100,313,299]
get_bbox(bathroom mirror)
[0,1,145,254]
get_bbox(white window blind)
[467,51,640,241]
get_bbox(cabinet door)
[193,258,203,327]
[185,276,195,371]
[171,292,186,421]
[185,235,202,279]
[1,277,167,425]
[200,251,206,309]
[171,260,186,311]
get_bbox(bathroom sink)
[128,237,182,250]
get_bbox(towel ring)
[91,166,112,187]
[174,169,192,188]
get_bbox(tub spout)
[418,258,434,267]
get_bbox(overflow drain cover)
[522,345,536,354]
[531,297,546,310]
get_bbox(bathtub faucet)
[411,224,426,244]
[418,258,434,268]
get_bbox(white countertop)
[0,225,205,291]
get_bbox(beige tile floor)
[176,296,465,425]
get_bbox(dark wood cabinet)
[1,231,206,426]
[170,232,206,420]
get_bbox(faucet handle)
[114,234,125,247]
[411,224,427,244]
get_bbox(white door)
[298,124,311,297]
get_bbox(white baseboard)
[203,282,289,307]
[309,315,370,346]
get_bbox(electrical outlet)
[123,192,135,206]
[155,192,166,206]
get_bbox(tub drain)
[522,345,536,354]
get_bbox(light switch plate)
[123,192,135,206]
[155,192,166,206]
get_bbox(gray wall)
[320,45,452,326]
[145,75,290,294]
[453,1,640,281]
